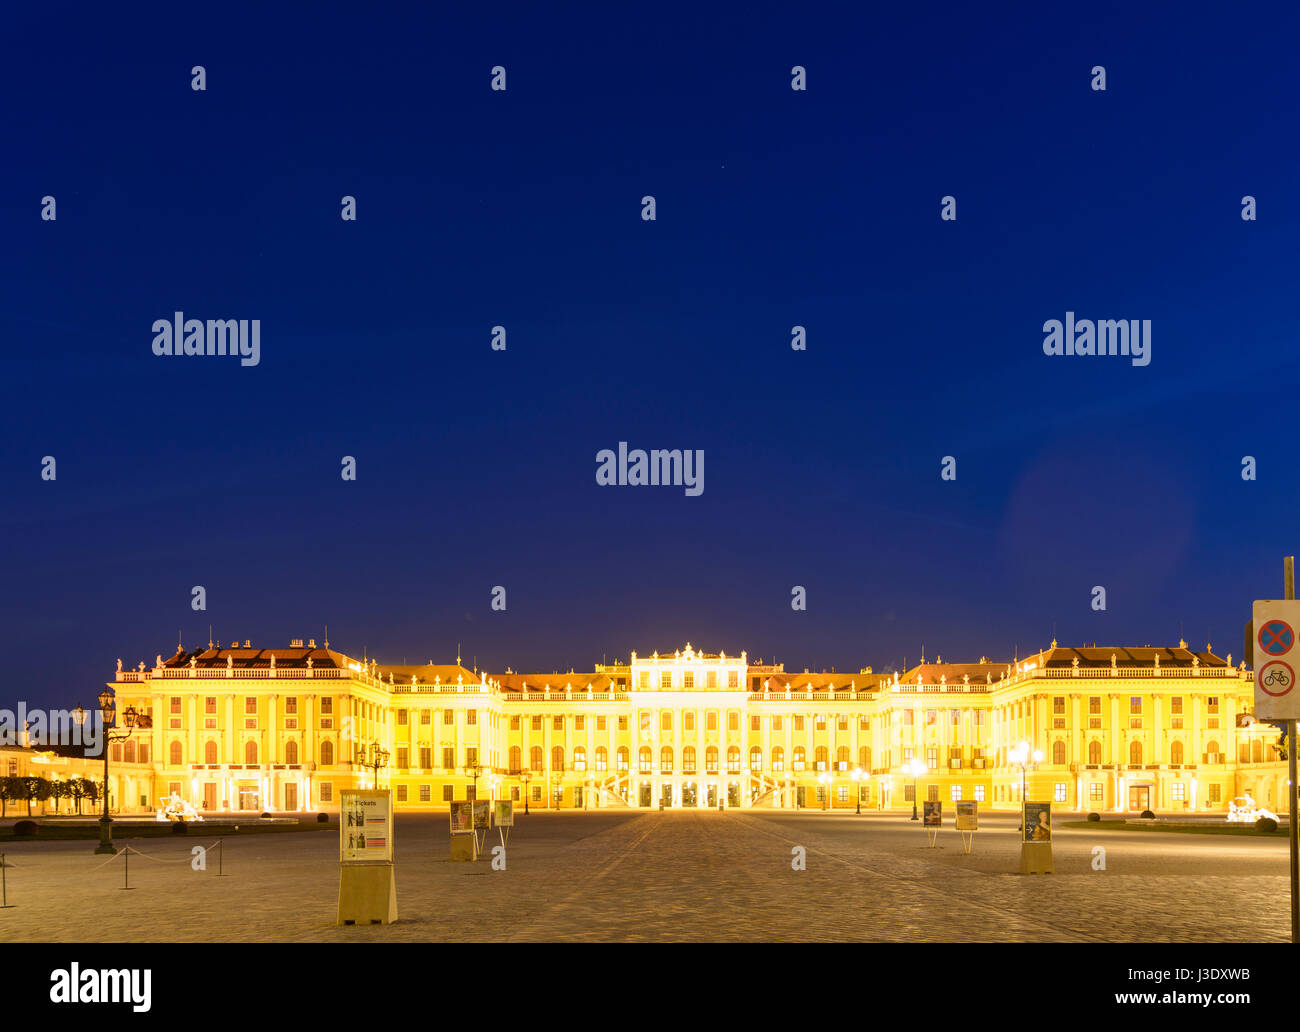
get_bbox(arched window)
[617,746,629,771]
[638,746,652,774]
[1129,741,1141,766]
[1170,740,1183,765]
[205,740,218,765]
[772,746,785,772]
[595,746,607,771]
[727,746,740,773]
[169,740,183,766]
[836,746,850,771]
[530,745,543,770]
[1088,740,1101,764]
[551,745,564,771]
[660,746,673,773]
[1205,740,1220,764]
[705,746,719,773]
[793,746,806,771]
[750,746,763,771]
[509,746,521,772]
[859,746,871,771]
[814,746,828,771]
[321,740,334,766]
[285,741,299,766]
[574,746,587,772]
[683,746,696,774]
[1052,740,1066,765]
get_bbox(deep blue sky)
[3,3,1297,707]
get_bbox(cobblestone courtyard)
[0,811,1288,942]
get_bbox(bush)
[1140,809,1156,819]
[1087,812,1101,822]
[259,812,272,819]
[13,820,38,836]
[315,812,329,823]
[1257,816,1279,833]
[170,821,188,834]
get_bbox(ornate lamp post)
[522,773,531,815]
[466,760,482,801]
[93,689,139,855]
[363,741,389,788]
[1009,740,1043,828]
[817,771,831,811]
[851,766,864,815]
[906,758,927,820]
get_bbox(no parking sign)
[1253,601,1300,719]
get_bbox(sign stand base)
[337,863,397,925]
[450,833,477,862]
[959,830,974,854]
[1019,841,1053,874]
[925,828,939,848]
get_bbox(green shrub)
[1087,812,1101,822]
[1257,816,1279,833]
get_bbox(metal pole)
[123,847,129,890]
[218,838,224,877]
[1,853,7,908]
[1287,556,1297,943]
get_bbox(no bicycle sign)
[1254,601,1300,720]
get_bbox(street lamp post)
[1009,740,1044,829]
[817,771,830,811]
[523,773,531,814]
[851,767,863,814]
[92,690,140,855]
[466,761,482,802]
[364,742,389,788]
[906,758,927,820]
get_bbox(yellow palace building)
[79,635,1291,819]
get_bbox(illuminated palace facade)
[89,637,1289,817]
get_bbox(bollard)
[217,838,224,877]
[1,852,9,908]
[122,847,133,891]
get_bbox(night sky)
[3,4,1298,709]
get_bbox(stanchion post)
[1286,556,1297,943]
[218,838,224,877]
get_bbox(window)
[617,746,629,771]
[707,671,717,688]
[443,747,455,769]
[1053,697,1065,715]
[684,711,695,731]
[509,746,521,771]
[728,671,738,688]
[903,711,914,726]
[1205,740,1221,764]
[683,746,697,774]
[446,711,456,726]
[321,741,334,765]
[661,711,672,731]
[170,697,182,715]
[285,741,299,765]
[205,696,217,714]
[836,746,849,771]
[1130,697,1142,713]
[595,746,608,771]
[751,715,761,732]
[553,715,564,731]
[793,747,806,772]
[838,716,849,731]
[169,741,183,765]
[244,741,257,765]
[245,697,257,715]
[396,785,408,802]
[773,716,783,731]
[1089,697,1101,714]
[1207,697,1220,714]
[904,783,915,802]
[618,716,628,731]
[816,715,827,730]
[794,716,804,731]
[320,697,333,715]
[397,709,408,725]
[1129,741,1142,765]
[466,747,478,767]
[532,715,543,731]
[1171,696,1183,714]
[418,746,431,769]
[728,712,739,732]
[660,746,673,773]
[510,715,521,730]
[551,746,565,771]
[1170,741,1184,765]
[638,747,652,774]
[974,785,985,802]
[706,746,719,773]
[1052,740,1066,764]
[859,715,869,730]
[640,711,652,734]
[205,740,218,764]
[575,715,585,731]
[951,785,962,801]
[1054,783,1067,802]
[574,747,586,772]
[1090,783,1103,801]
[925,747,937,770]
[925,710,936,726]
[772,746,784,772]
[1088,740,1101,764]
[1172,783,1186,801]
[814,746,828,771]
[597,716,607,731]
[320,783,333,802]
[838,786,848,802]
[727,746,740,773]
[683,671,694,689]
[661,672,672,689]
[531,745,544,770]
[1210,784,1221,803]
[859,746,870,770]
[750,747,763,771]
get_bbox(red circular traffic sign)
[1258,659,1295,697]
[1260,620,1295,656]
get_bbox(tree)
[81,778,101,811]
[30,776,53,816]
[69,777,89,815]
[0,776,20,818]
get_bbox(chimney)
[291,638,304,648]
[244,640,251,648]
[308,638,316,648]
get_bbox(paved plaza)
[0,811,1289,942]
